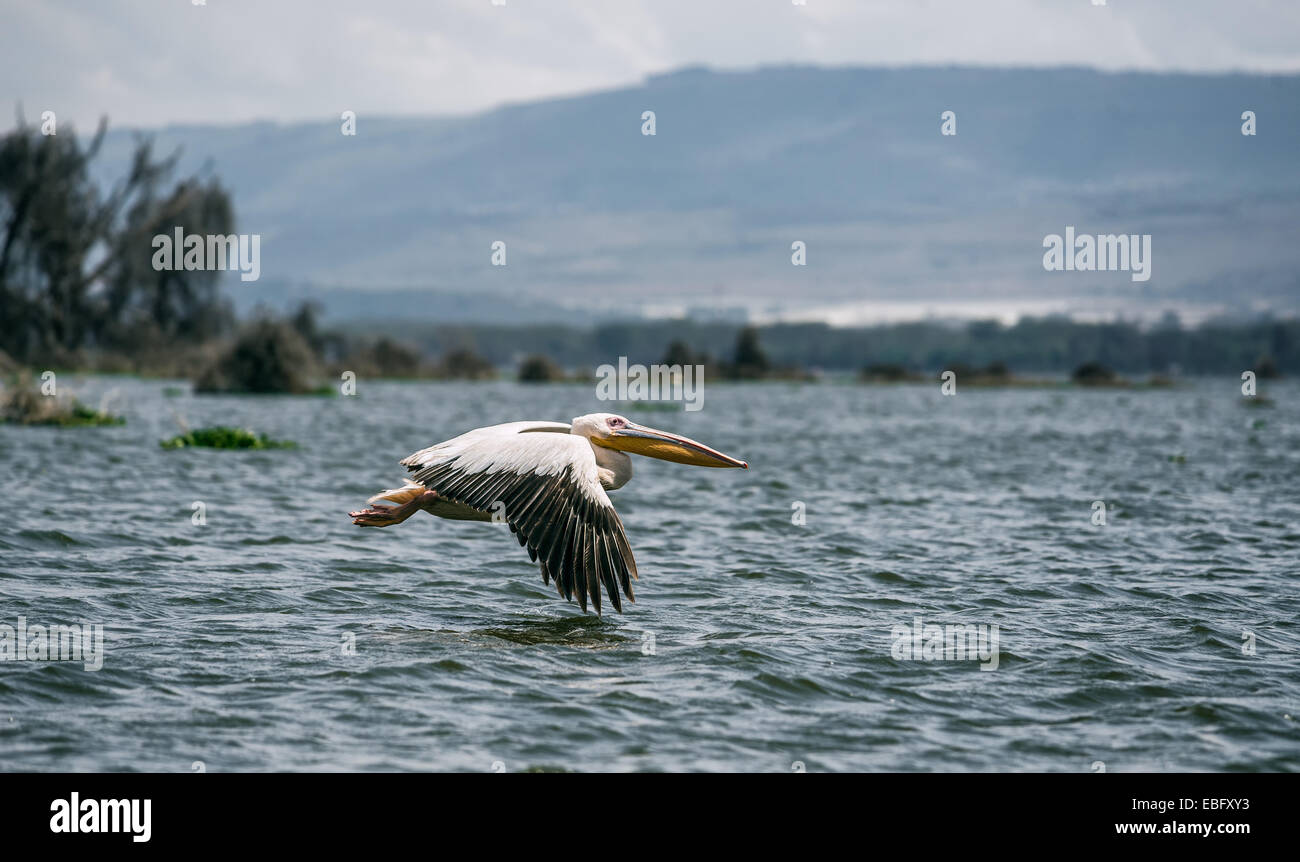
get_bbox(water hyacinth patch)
[160,427,297,450]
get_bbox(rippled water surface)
[2,378,1298,771]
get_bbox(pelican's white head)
[571,413,748,469]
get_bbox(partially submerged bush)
[859,363,921,383]
[518,355,565,382]
[339,336,425,379]
[981,361,1010,380]
[160,426,296,449]
[1255,356,1280,380]
[194,318,320,394]
[1071,361,1119,386]
[437,348,496,380]
[0,379,124,427]
[945,362,1015,385]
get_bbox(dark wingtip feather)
[418,453,641,614]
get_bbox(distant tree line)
[353,315,1296,376]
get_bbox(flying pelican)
[349,413,748,613]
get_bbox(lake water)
[1,377,1297,771]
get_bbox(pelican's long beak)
[599,422,748,468]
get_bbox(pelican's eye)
[607,417,626,429]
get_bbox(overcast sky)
[4,0,1299,132]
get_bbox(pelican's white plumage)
[402,421,607,503]
[350,413,747,614]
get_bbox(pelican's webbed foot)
[349,490,439,527]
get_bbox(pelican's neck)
[588,440,633,490]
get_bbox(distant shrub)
[660,339,699,367]
[948,362,1013,384]
[517,355,564,382]
[340,336,425,379]
[437,348,496,380]
[195,319,320,394]
[371,338,422,377]
[729,326,771,380]
[859,363,918,383]
[982,361,1010,379]
[1072,361,1118,385]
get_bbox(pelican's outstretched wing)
[401,422,638,613]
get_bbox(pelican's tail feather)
[367,481,425,506]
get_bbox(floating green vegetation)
[54,403,125,427]
[0,386,124,427]
[160,426,297,450]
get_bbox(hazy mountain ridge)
[89,65,1300,323]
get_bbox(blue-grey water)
[1,378,1297,772]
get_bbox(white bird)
[349,413,748,613]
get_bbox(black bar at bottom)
[1,773,1281,849]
